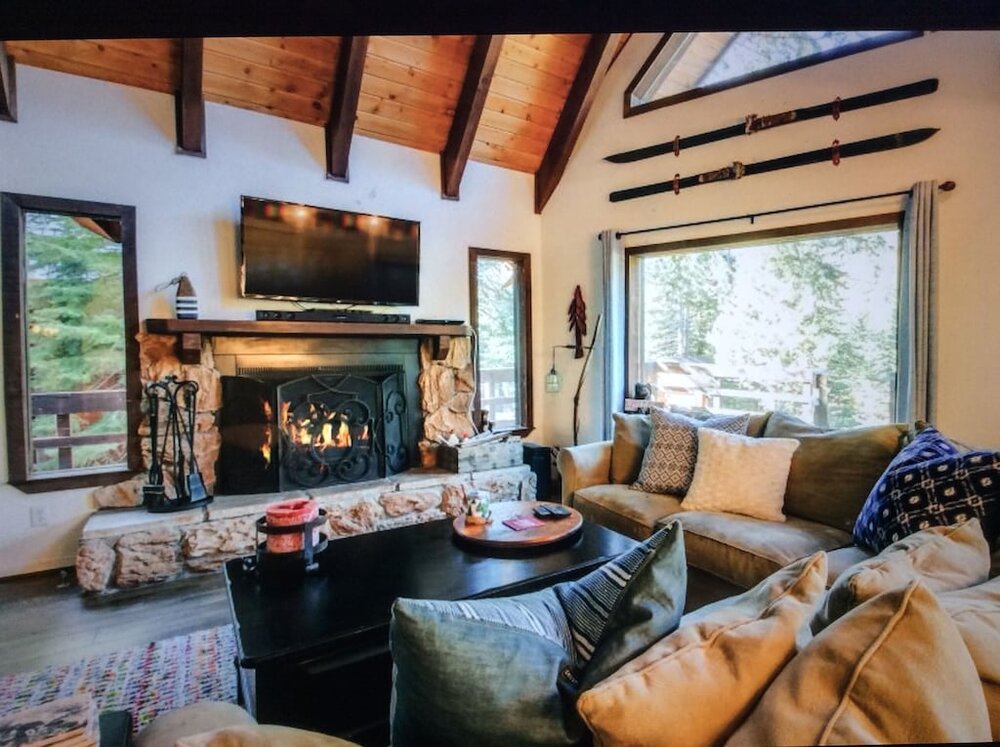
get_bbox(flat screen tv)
[240,196,420,306]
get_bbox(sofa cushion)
[664,511,852,589]
[853,425,1000,552]
[577,553,826,747]
[389,523,686,746]
[667,405,771,438]
[939,576,1000,740]
[779,423,908,533]
[634,408,749,496]
[727,582,992,746]
[574,484,683,540]
[816,519,991,630]
[825,545,872,588]
[761,410,828,438]
[610,412,650,484]
[681,429,798,522]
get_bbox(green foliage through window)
[24,212,128,474]
[631,223,899,428]
[471,249,531,433]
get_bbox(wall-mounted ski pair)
[607,78,939,203]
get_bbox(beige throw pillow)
[634,408,749,496]
[134,702,255,747]
[577,552,828,747]
[681,429,799,522]
[816,518,990,630]
[727,582,992,746]
[178,724,359,747]
[939,576,1000,740]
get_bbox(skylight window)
[627,31,920,116]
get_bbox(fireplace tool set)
[142,375,213,513]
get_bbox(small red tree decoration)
[567,285,587,359]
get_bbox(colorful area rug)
[0,625,237,734]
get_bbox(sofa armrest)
[557,440,612,506]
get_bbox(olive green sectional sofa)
[557,410,994,607]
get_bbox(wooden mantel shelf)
[144,318,472,363]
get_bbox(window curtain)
[600,229,626,439]
[895,180,938,424]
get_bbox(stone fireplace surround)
[76,325,537,593]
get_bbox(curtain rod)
[615,181,956,240]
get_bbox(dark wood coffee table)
[224,515,636,745]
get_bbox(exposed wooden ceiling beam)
[175,38,205,156]
[440,35,504,200]
[326,36,369,182]
[0,42,17,123]
[534,33,621,214]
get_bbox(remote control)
[547,505,571,518]
[533,505,553,518]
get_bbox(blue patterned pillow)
[854,427,1000,553]
[389,522,686,746]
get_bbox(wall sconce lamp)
[545,346,564,393]
[546,344,590,393]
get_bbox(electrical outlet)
[29,505,48,528]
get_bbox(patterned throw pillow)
[854,426,1000,553]
[389,522,687,746]
[634,408,749,496]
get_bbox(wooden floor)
[0,569,232,676]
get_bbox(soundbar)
[256,309,412,324]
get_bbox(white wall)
[539,31,1000,450]
[0,66,543,577]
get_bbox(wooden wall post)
[0,42,17,123]
[175,38,206,156]
[326,36,369,181]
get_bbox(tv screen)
[240,196,420,306]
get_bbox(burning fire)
[278,401,370,451]
[260,401,273,465]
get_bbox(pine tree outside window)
[469,248,533,435]
[1,193,141,492]
[627,215,901,428]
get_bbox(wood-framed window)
[625,31,921,117]
[1,193,142,492]
[625,214,903,428]
[468,247,533,435]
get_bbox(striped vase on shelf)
[175,274,199,319]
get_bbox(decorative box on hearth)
[439,437,522,473]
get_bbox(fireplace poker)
[180,380,209,503]
[142,380,168,507]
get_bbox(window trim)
[624,31,922,118]
[468,247,534,437]
[1,192,142,493]
[624,212,904,415]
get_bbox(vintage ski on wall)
[608,128,939,203]
[605,78,939,164]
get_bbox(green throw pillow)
[764,413,907,532]
[389,522,687,746]
[611,412,651,485]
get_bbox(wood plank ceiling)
[3,34,624,212]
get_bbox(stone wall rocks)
[76,464,536,594]
[114,528,182,587]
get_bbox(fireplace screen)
[217,366,409,494]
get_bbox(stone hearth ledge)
[76,465,536,593]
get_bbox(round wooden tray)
[452,500,583,549]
